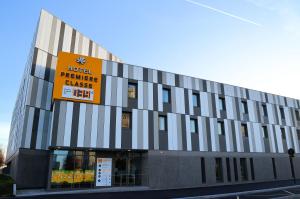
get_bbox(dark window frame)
[217,121,225,135]
[262,104,268,117]
[279,107,285,119]
[241,123,248,137]
[192,92,200,107]
[219,97,226,111]
[262,125,268,138]
[280,127,286,139]
[128,82,138,99]
[190,118,198,133]
[159,115,168,131]
[215,158,224,183]
[162,88,171,104]
[122,111,132,129]
[240,158,248,181]
[241,100,248,114]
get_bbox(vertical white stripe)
[36,79,44,108]
[77,103,86,147]
[268,125,276,153]
[167,113,173,150]
[103,106,111,148]
[123,64,129,78]
[200,92,209,117]
[152,70,158,83]
[115,107,122,148]
[210,118,218,152]
[36,110,45,149]
[62,24,72,52]
[285,127,292,149]
[112,62,118,76]
[235,121,243,152]
[143,110,149,149]
[132,109,138,149]
[292,127,300,153]
[275,125,284,153]
[248,123,255,152]
[102,60,107,74]
[46,83,53,110]
[64,102,73,146]
[172,114,178,150]
[105,76,112,106]
[148,83,153,110]
[138,81,143,109]
[185,115,192,151]
[25,107,35,148]
[90,105,99,148]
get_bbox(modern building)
[5,9,300,190]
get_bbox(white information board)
[96,158,112,186]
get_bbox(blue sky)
[0,0,300,152]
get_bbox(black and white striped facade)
[6,9,300,189]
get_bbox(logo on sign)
[76,57,86,65]
[62,85,94,101]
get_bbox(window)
[192,93,200,107]
[297,129,300,140]
[217,121,225,135]
[262,126,268,138]
[250,158,255,180]
[159,116,167,131]
[128,83,137,99]
[241,100,248,114]
[296,110,300,121]
[163,88,171,103]
[226,158,231,182]
[190,119,198,133]
[241,123,248,137]
[262,104,268,117]
[233,158,238,181]
[215,158,223,183]
[281,128,286,139]
[272,158,277,179]
[122,112,131,128]
[219,97,226,111]
[240,158,248,181]
[201,158,206,183]
[280,107,285,119]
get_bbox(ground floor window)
[50,150,95,189]
[50,149,144,189]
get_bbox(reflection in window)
[190,119,197,133]
[219,97,226,111]
[192,93,200,107]
[262,126,268,138]
[281,128,286,139]
[241,124,248,137]
[122,112,131,128]
[128,83,137,99]
[217,121,225,135]
[163,88,171,103]
[51,150,95,189]
[159,116,167,131]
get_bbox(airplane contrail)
[184,0,262,27]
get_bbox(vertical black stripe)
[70,29,76,53]
[148,111,154,150]
[109,106,116,149]
[181,115,187,150]
[184,89,190,115]
[143,68,148,82]
[250,158,255,180]
[51,101,60,146]
[30,108,40,149]
[201,157,206,183]
[70,102,80,147]
[31,48,38,76]
[220,84,225,95]
[211,94,217,118]
[44,53,52,81]
[202,80,207,92]
[100,75,106,105]
[175,74,180,87]
[158,71,162,84]
[118,63,123,77]
[153,83,158,111]
[57,22,65,53]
